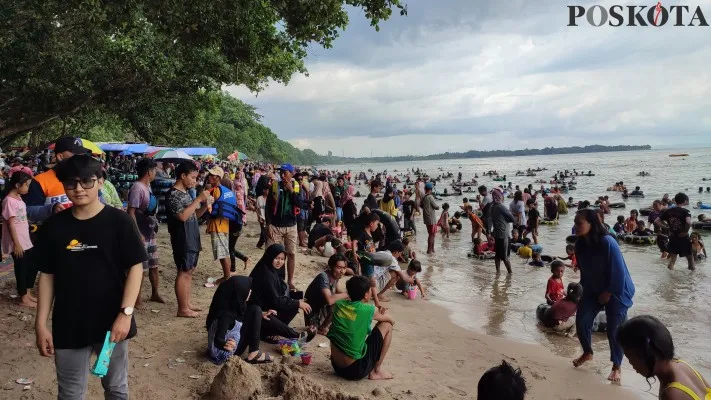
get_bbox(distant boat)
[669,153,689,157]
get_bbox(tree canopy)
[0,0,406,143]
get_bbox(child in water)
[399,237,416,263]
[631,220,653,236]
[545,261,566,305]
[524,199,540,244]
[613,215,626,234]
[466,205,484,242]
[438,203,450,238]
[472,238,495,258]
[517,238,533,259]
[395,260,428,300]
[557,244,578,272]
[541,282,582,334]
[691,232,706,261]
[449,211,463,232]
[529,253,545,267]
[509,229,524,253]
[624,209,639,233]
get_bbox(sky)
[226,0,711,157]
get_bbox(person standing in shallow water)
[572,209,635,384]
[420,182,439,255]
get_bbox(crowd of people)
[2,137,710,400]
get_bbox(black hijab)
[206,276,252,331]
[248,243,299,313]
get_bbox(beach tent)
[178,147,218,156]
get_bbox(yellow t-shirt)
[206,186,229,234]
[518,246,533,258]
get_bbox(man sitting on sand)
[328,276,395,381]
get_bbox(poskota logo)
[568,2,709,26]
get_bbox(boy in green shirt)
[328,275,394,381]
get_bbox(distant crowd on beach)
[3,137,710,400]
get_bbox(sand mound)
[210,357,365,400]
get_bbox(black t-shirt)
[36,206,148,349]
[365,194,378,211]
[357,230,376,253]
[305,271,334,314]
[528,208,540,226]
[402,200,415,218]
[166,187,201,253]
[308,223,332,248]
[660,207,691,237]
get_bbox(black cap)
[54,136,90,155]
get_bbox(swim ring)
[692,221,711,230]
[639,208,653,216]
[565,235,577,245]
[623,193,645,199]
[540,219,559,225]
[698,203,711,210]
[608,202,625,209]
[619,234,657,245]
[536,304,606,332]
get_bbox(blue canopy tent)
[119,150,134,156]
[178,147,218,156]
[100,143,151,153]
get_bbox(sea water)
[325,147,711,396]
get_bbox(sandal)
[262,335,281,344]
[298,328,317,344]
[245,351,273,364]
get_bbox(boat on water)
[669,153,689,157]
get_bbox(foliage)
[0,0,405,141]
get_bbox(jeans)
[229,221,248,271]
[336,207,343,222]
[55,340,129,400]
[575,295,628,367]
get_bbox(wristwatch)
[120,307,134,316]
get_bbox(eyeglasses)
[62,178,98,190]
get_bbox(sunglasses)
[62,177,98,190]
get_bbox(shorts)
[267,224,297,255]
[211,232,230,260]
[657,235,669,253]
[667,236,692,257]
[494,236,510,260]
[142,237,159,271]
[174,251,199,272]
[426,224,438,234]
[297,216,306,233]
[332,328,384,381]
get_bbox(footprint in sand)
[455,360,465,368]
[447,386,467,396]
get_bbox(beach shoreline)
[0,221,650,399]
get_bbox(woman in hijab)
[206,276,272,364]
[249,244,316,343]
[310,179,327,226]
[341,185,358,236]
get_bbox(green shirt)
[327,299,375,360]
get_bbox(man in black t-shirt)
[308,217,335,255]
[655,192,694,270]
[35,155,148,399]
[365,180,381,211]
[401,191,416,234]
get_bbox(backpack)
[146,192,158,216]
[210,185,244,224]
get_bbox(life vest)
[209,185,243,223]
[34,169,71,207]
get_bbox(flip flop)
[298,328,317,344]
[262,336,281,344]
[245,351,272,364]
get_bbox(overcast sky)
[226,0,711,157]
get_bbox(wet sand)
[0,217,650,399]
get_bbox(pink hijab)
[341,185,355,205]
[233,171,247,224]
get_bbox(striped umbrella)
[148,148,192,162]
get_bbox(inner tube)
[540,219,559,225]
[623,194,645,199]
[608,202,625,209]
[639,208,653,216]
[692,221,711,230]
[698,203,711,210]
[565,235,577,245]
[619,234,657,245]
[468,252,495,260]
[540,255,553,263]
[536,304,606,332]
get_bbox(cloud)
[225,0,711,157]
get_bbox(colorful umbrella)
[149,148,192,162]
[227,151,248,161]
[49,138,104,155]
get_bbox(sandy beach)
[0,218,648,399]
